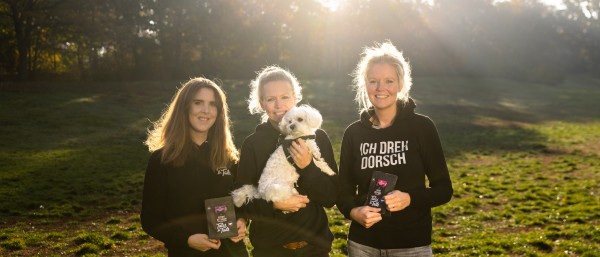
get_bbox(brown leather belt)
[282,241,308,250]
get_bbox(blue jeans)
[348,240,433,257]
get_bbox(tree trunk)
[10,2,32,81]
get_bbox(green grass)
[1,76,599,256]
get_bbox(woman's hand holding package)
[229,218,247,243]
[350,206,382,229]
[384,190,411,212]
[187,233,221,251]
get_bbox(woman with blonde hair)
[141,77,249,257]
[233,66,338,257]
[336,41,453,257]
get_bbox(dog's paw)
[231,185,258,207]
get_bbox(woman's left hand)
[289,138,312,169]
[229,218,247,243]
[187,234,221,251]
[383,190,411,212]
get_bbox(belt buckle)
[282,241,308,250]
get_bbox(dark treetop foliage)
[1,0,599,82]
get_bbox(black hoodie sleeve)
[336,124,360,219]
[229,162,248,219]
[140,152,191,249]
[405,115,453,209]
[234,137,277,220]
[296,129,339,208]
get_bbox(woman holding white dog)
[336,42,453,257]
[141,78,248,257]
[234,66,338,257]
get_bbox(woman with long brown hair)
[141,78,248,257]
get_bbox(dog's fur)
[232,105,335,207]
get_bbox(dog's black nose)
[290,124,295,130]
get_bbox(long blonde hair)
[247,65,303,122]
[352,41,412,113]
[145,78,238,169]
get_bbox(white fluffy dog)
[232,105,335,207]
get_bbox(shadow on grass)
[0,147,145,218]
[422,104,550,158]
[412,76,600,158]
[0,83,168,219]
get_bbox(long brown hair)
[145,78,238,169]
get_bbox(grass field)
[0,76,599,256]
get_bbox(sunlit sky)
[315,0,599,19]
[539,0,567,9]
[496,0,567,10]
[315,0,568,12]
[316,0,342,12]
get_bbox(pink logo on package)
[214,205,227,214]
[214,205,230,232]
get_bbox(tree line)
[1,0,598,83]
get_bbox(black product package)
[364,171,398,217]
[205,196,238,239]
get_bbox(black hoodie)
[141,143,248,257]
[234,122,339,251]
[336,99,453,249]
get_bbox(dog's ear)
[301,105,322,129]
[278,114,289,134]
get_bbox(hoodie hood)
[255,120,279,134]
[359,98,416,129]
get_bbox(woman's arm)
[336,128,361,219]
[233,139,277,219]
[140,152,190,249]
[405,116,453,209]
[295,129,339,208]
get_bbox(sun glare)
[316,0,343,12]
[539,0,567,10]
[494,0,567,10]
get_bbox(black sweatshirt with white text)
[336,99,453,249]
